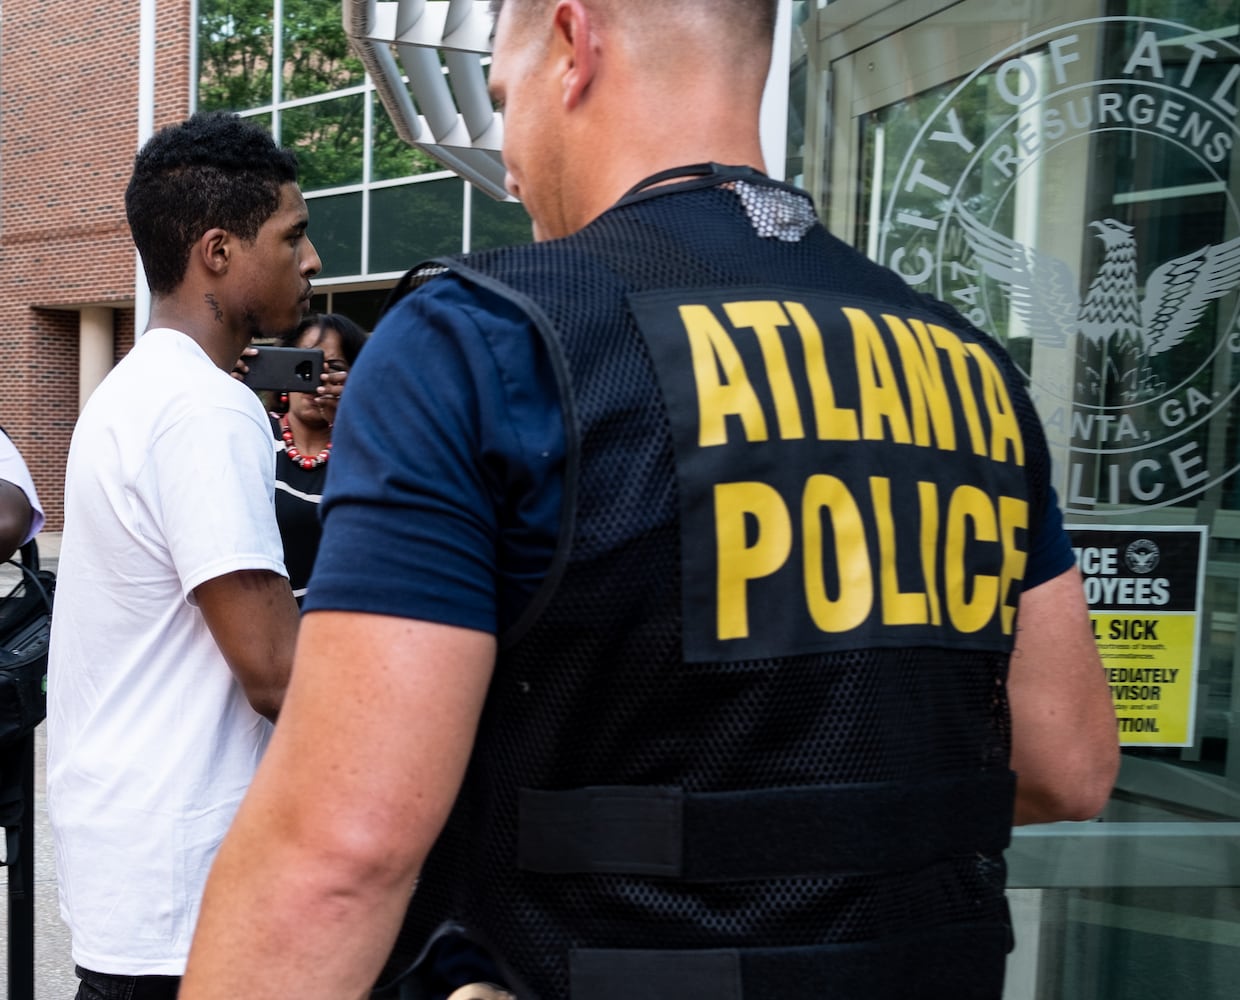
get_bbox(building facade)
[2,0,1238,995]
[0,3,193,527]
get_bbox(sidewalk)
[1,532,80,998]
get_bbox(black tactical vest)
[384,167,1050,1000]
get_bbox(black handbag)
[0,539,54,748]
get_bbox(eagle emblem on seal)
[957,208,1240,403]
[1124,539,1160,574]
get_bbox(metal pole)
[135,0,157,335]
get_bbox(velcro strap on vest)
[569,922,1009,1000]
[518,771,1013,879]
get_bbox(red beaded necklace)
[280,414,331,470]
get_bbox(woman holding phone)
[269,312,368,603]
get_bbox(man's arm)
[1008,566,1119,825]
[181,610,496,1000]
[0,480,34,563]
[194,569,301,720]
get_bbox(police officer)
[182,2,1119,998]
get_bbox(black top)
[269,413,327,603]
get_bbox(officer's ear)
[553,0,598,110]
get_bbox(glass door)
[793,1,1240,996]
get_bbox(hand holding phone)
[241,346,325,394]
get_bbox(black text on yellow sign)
[630,287,1032,663]
[1068,524,1206,748]
[1090,612,1197,745]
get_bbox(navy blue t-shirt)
[305,276,1075,634]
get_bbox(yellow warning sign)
[1070,524,1205,749]
[1091,613,1196,746]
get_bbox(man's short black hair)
[125,112,300,296]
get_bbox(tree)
[198,0,274,112]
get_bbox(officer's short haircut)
[490,1,778,42]
[125,111,299,296]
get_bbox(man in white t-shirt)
[48,111,321,1000]
[0,431,44,562]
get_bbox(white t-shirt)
[0,431,45,543]
[47,329,288,976]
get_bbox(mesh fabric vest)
[385,169,1048,1000]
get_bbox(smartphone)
[242,346,324,394]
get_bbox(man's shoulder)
[86,330,267,440]
[102,328,211,391]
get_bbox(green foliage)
[198,1,443,191]
[199,0,365,110]
[283,95,365,191]
[372,100,447,181]
[282,0,365,99]
[198,0,275,112]
[196,0,532,274]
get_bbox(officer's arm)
[181,611,495,1000]
[1008,566,1119,825]
[0,480,34,563]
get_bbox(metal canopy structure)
[344,0,793,203]
[344,1,510,200]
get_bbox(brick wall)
[0,2,191,528]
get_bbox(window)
[195,1,530,284]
